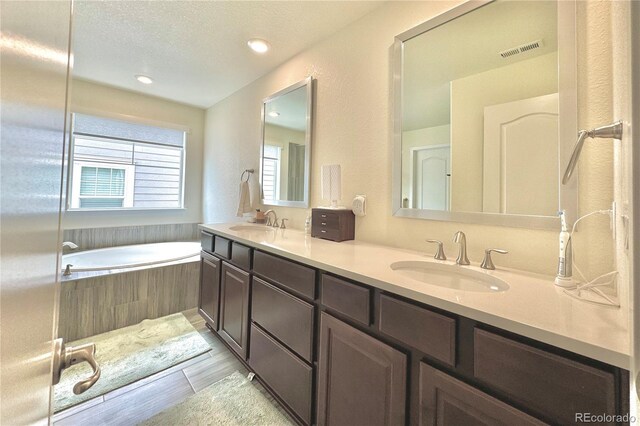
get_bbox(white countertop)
[200,222,630,369]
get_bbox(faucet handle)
[425,240,446,261]
[280,219,288,229]
[480,248,508,270]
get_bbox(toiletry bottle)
[304,211,312,234]
[256,209,266,224]
[555,210,574,287]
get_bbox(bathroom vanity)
[198,223,630,426]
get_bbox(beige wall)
[450,53,558,212]
[65,79,205,229]
[203,1,618,281]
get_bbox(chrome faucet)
[480,248,508,270]
[426,239,446,261]
[453,231,470,265]
[63,264,73,276]
[264,209,279,228]
[63,241,78,250]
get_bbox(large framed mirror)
[392,0,577,229]
[260,77,313,208]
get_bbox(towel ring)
[241,169,254,182]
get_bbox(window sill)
[66,207,187,213]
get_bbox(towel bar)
[241,169,254,182]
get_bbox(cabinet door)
[219,261,250,359]
[419,363,546,426]
[199,254,221,330]
[317,313,406,426]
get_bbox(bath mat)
[54,312,210,413]
[139,371,294,426]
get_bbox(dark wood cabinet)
[251,277,314,362]
[317,312,407,426]
[379,294,456,367]
[253,250,316,300]
[198,253,221,330]
[219,261,250,359]
[311,208,355,242]
[249,324,313,424]
[199,231,630,426]
[473,328,618,425]
[419,363,545,426]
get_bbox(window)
[68,114,186,210]
[262,145,281,200]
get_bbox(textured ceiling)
[72,1,383,109]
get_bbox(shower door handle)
[52,338,101,394]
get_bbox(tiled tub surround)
[59,260,200,341]
[63,223,200,251]
[201,223,629,369]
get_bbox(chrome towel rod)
[241,169,254,182]
[562,121,623,185]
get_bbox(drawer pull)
[321,222,327,226]
[321,214,327,218]
[321,230,327,233]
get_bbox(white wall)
[203,1,619,280]
[65,79,205,229]
[449,53,557,212]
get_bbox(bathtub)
[59,241,201,341]
[62,241,201,273]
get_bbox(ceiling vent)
[499,39,544,59]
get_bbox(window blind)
[73,114,185,147]
[70,113,185,209]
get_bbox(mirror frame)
[391,0,578,229]
[260,76,313,208]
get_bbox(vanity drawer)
[314,227,340,241]
[313,210,340,227]
[474,328,618,425]
[321,274,370,326]
[252,277,314,362]
[213,236,231,259]
[249,323,313,424]
[200,231,214,254]
[379,294,456,366]
[230,242,251,271]
[253,251,316,300]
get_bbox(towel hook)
[241,169,254,183]
[562,121,623,185]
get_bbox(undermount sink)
[390,261,509,293]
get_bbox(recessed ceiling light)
[268,111,280,117]
[247,39,270,54]
[135,75,153,84]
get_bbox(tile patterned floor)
[52,309,292,425]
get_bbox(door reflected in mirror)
[394,0,575,228]
[261,78,312,208]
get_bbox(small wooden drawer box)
[311,208,355,242]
